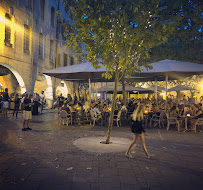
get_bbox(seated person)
[169,106,178,117]
[92,104,101,118]
[83,101,90,113]
[190,104,203,130]
[61,102,71,114]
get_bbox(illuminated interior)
[0,62,26,94]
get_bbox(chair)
[166,113,180,132]
[113,110,122,127]
[150,111,165,128]
[82,111,90,124]
[194,118,203,133]
[59,110,72,126]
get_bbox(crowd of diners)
[1,89,202,131]
[56,93,203,131]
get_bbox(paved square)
[0,110,202,190]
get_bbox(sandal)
[125,152,133,158]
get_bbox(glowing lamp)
[187,114,190,117]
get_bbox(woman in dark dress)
[125,104,150,158]
[13,93,20,119]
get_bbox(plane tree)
[62,0,181,143]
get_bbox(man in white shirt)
[39,91,45,114]
[92,104,101,118]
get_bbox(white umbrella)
[146,85,165,91]
[168,85,197,92]
[43,61,107,80]
[98,86,115,93]
[139,59,203,77]
[133,59,203,108]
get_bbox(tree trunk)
[122,78,127,105]
[106,69,119,144]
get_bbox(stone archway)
[0,63,26,94]
[34,74,53,108]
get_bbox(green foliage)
[150,0,202,63]
[61,0,180,79]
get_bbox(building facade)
[0,0,77,107]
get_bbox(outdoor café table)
[179,115,195,132]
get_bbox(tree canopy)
[150,0,202,63]
[61,0,187,143]
[62,0,181,79]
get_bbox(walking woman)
[125,104,150,158]
[13,93,20,119]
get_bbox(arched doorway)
[34,74,53,108]
[0,63,26,95]
[55,80,69,97]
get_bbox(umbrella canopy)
[44,59,203,80]
[124,76,165,82]
[134,59,203,79]
[43,62,107,80]
[44,62,166,83]
[121,85,147,92]
[98,86,115,93]
[168,85,197,92]
[146,85,165,91]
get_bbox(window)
[28,0,32,9]
[5,13,12,47]
[63,53,67,67]
[39,33,44,58]
[50,40,54,62]
[40,0,45,19]
[69,56,74,65]
[10,7,14,15]
[24,25,30,52]
[51,7,55,27]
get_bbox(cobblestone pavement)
[0,110,203,190]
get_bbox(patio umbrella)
[146,85,165,91]
[98,86,115,93]
[43,61,107,96]
[121,85,146,92]
[43,62,164,97]
[132,59,203,108]
[137,59,203,78]
[43,61,107,80]
[168,85,197,92]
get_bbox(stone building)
[0,0,77,107]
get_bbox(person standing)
[32,93,40,115]
[22,94,34,131]
[13,93,20,119]
[125,104,150,158]
[57,93,64,113]
[2,88,10,117]
[73,93,78,105]
[39,91,45,114]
